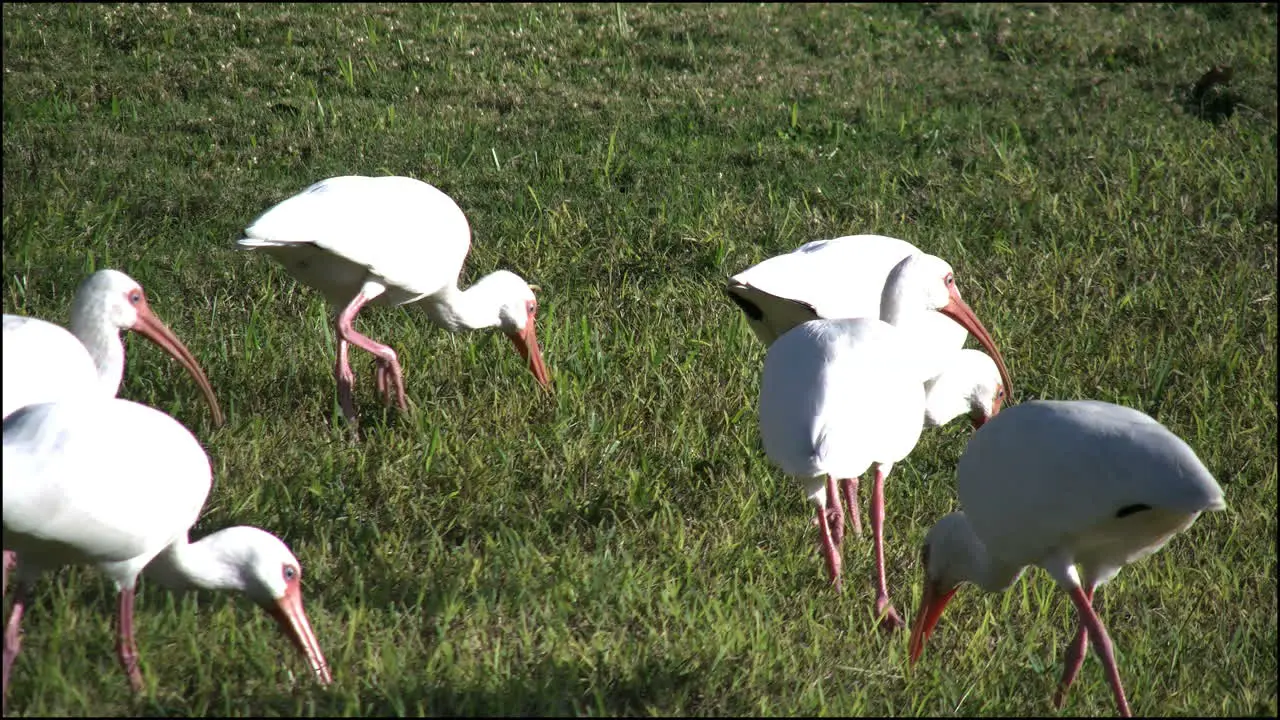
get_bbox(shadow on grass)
[1182,65,1240,124]
[136,654,710,716]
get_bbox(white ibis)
[2,398,332,705]
[726,234,968,368]
[237,175,551,423]
[813,348,1007,540]
[2,269,224,597]
[759,253,1012,630]
[908,400,1226,717]
[2,269,223,423]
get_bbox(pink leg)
[825,476,845,548]
[870,465,904,631]
[1066,585,1131,717]
[841,476,863,539]
[1,551,13,597]
[3,581,29,710]
[814,501,843,593]
[813,481,843,549]
[336,290,407,414]
[1054,583,1096,709]
[116,588,144,694]
[334,334,357,422]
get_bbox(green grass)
[2,2,1275,716]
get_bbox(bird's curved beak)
[909,580,958,665]
[939,289,1013,402]
[130,301,225,427]
[268,584,333,685]
[508,306,552,389]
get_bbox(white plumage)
[1,269,223,424]
[909,400,1225,717]
[2,398,331,702]
[726,234,969,373]
[238,175,551,423]
[2,270,224,597]
[923,349,1006,429]
[758,253,1011,630]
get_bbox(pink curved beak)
[130,299,225,426]
[938,287,1013,402]
[267,583,332,685]
[909,581,958,665]
[507,306,552,389]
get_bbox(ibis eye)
[944,274,955,286]
[283,565,298,582]
[129,291,142,304]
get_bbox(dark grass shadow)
[135,654,713,716]
[1182,65,1240,124]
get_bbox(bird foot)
[811,507,845,548]
[875,597,905,633]
[373,357,408,412]
[335,361,358,423]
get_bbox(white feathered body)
[2,316,105,419]
[759,318,929,504]
[956,400,1226,588]
[728,234,968,355]
[2,398,211,589]
[239,175,473,307]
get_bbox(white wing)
[728,235,969,357]
[2,399,212,569]
[957,400,1226,572]
[2,315,103,419]
[239,176,473,300]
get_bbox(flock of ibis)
[2,175,1225,715]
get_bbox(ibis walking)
[2,398,332,705]
[238,175,551,423]
[759,253,1011,630]
[908,400,1226,716]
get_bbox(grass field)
[2,3,1276,716]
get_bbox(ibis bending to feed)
[2,269,224,596]
[759,253,1011,630]
[908,400,1225,717]
[238,175,552,423]
[2,398,332,705]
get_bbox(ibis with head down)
[908,399,1225,717]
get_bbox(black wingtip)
[724,285,764,321]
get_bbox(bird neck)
[415,272,510,333]
[940,515,1023,594]
[142,529,253,594]
[68,304,125,396]
[878,284,939,337]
